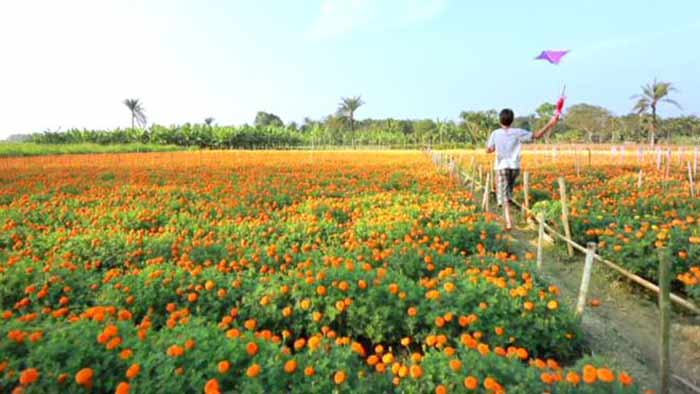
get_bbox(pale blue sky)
[0,0,697,136]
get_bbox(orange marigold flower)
[126,364,140,380]
[167,345,184,357]
[19,368,40,385]
[283,359,297,374]
[464,376,478,390]
[218,361,230,374]
[334,370,347,385]
[246,363,261,378]
[565,371,580,385]
[75,368,94,388]
[246,342,259,356]
[618,372,634,386]
[582,364,597,384]
[409,365,423,379]
[597,367,615,383]
[204,378,220,394]
[244,319,257,331]
[435,384,447,394]
[115,381,130,394]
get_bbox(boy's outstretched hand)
[533,116,559,140]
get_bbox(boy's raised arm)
[532,116,559,140]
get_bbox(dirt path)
[435,154,699,393]
[506,220,700,394]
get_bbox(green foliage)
[0,143,180,157]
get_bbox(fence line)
[427,149,700,314]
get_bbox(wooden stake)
[469,156,476,188]
[575,242,596,317]
[478,166,483,188]
[482,172,491,212]
[558,177,574,257]
[658,249,671,394]
[665,154,671,189]
[587,148,592,166]
[523,172,530,222]
[537,213,545,271]
[688,161,695,198]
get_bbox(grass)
[0,143,182,157]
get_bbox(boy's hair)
[499,109,514,127]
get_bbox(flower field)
[1,151,638,393]
[459,147,700,304]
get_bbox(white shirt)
[486,127,533,170]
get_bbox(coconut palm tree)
[123,99,147,129]
[631,79,681,146]
[338,96,364,133]
[204,117,215,127]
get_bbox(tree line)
[25,80,699,148]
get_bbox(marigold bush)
[0,151,638,393]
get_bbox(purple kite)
[534,50,569,65]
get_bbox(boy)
[486,109,558,230]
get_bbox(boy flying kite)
[486,109,558,230]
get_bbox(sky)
[0,0,698,137]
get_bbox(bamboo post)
[658,249,671,394]
[587,148,591,166]
[469,156,476,188]
[637,146,642,165]
[482,172,491,212]
[688,161,695,198]
[558,177,574,257]
[522,172,530,222]
[536,213,545,270]
[575,242,596,317]
[664,154,671,190]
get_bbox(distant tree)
[512,116,534,131]
[123,99,147,129]
[287,121,299,132]
[413,119,437,144]
[459,110,498,144]
[254,111,284,128]
[204,117,215,126]
[565,104,612,143]
[338,96,364,133]
[6,134,32,142]
[632,79,681,145]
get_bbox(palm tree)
[632,79,681,146]
[338,96,364,133]
[123,99,147,129]
[204,117,215,126]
